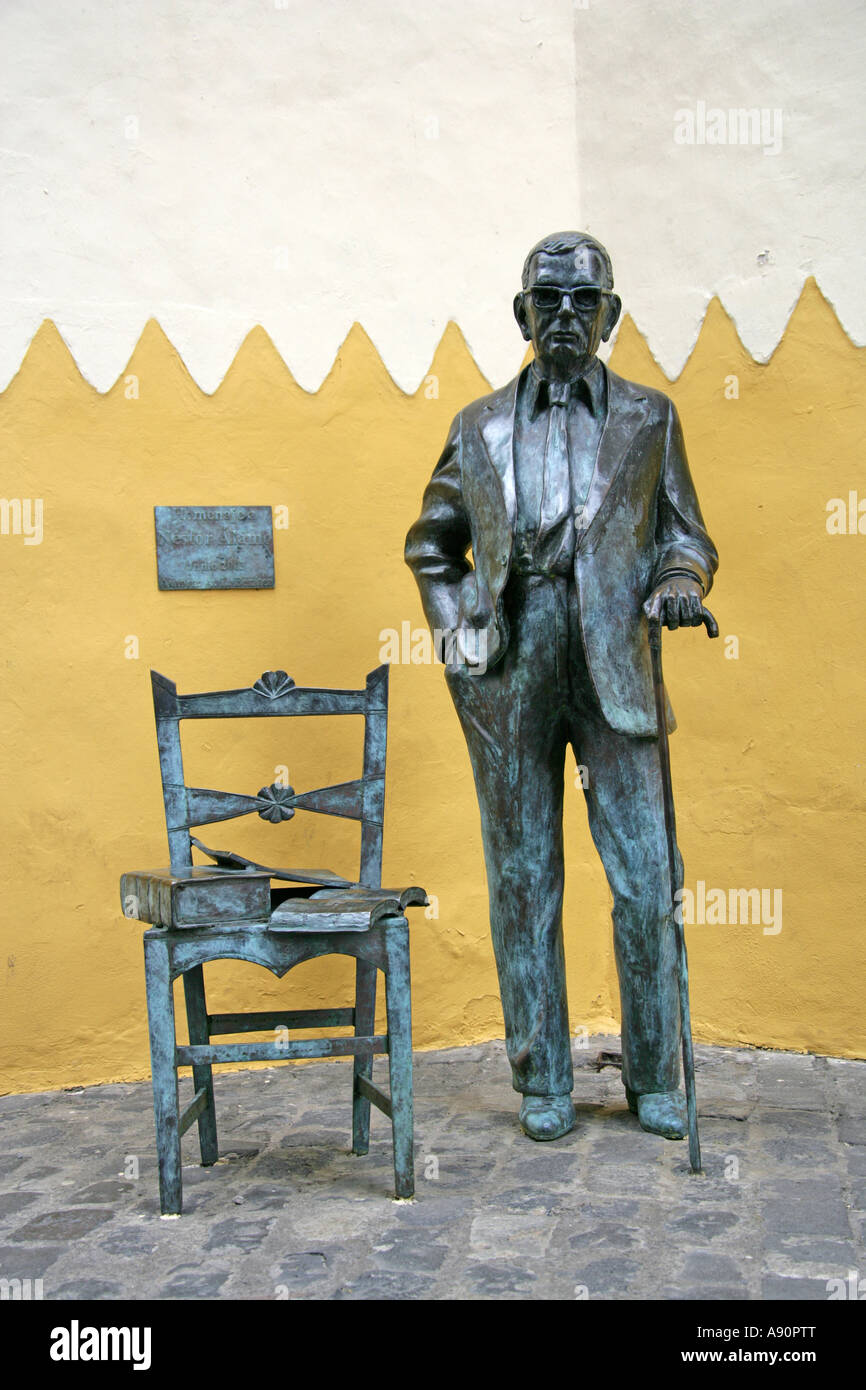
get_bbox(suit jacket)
[404,361,718,736]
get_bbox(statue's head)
[514,232,622,380]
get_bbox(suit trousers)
[445,571,683,1098]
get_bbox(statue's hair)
[521,232,614,290]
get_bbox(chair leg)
[182,964,219,1166]
[384,923,415,1198]
[143,934,182,1215]
[352,959,378,1155]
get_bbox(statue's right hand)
[446,572,501,675]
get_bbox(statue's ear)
[601,293,622,342]
[513,292,532,342]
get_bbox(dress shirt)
[512,356,606,576]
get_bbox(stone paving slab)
[0,1037,863,1301]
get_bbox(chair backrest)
[150,664,389,887]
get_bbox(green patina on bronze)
[121,664,426,1213]
[406,231,720,1151]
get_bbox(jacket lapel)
[474,362,650,546]
[579,366,650,538]
[477,375,519,529]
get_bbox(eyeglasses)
[527,285,610,313]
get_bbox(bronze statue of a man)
[405,232,718,1142]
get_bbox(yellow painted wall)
[0,281,863,1093]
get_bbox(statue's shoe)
[625,1085,687,1140]
[518,1093,575,1141]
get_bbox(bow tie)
[547,379,570,408]
[533,373,594,417]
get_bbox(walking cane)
[648,606,718,1174]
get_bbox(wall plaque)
[154,506,275,590]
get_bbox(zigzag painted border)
[1,278,861,401]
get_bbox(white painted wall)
[576,0,866,373]
[0,0,863,391]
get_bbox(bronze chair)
[120,663,426,1214]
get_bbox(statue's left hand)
[643,575,704,631]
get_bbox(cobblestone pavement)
[0,1037,863,1301]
